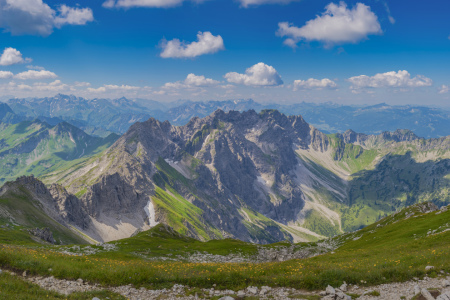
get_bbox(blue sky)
[0,0,449,106]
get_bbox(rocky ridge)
[2,109,450,244]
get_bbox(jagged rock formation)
[51,109,450,244]
[2,109,449,244]
[28,227,56,244]
[0,175,89,244]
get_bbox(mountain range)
[2,94,450,138]
[1,107,448,244]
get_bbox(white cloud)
[163,73,220,90]
[277,2,382,47]
[238,0,299,7]
[54,5,94,28]
[0,47,31,66]
[103,0,208,8]
[224,62,283,86]
[103,0,184,8]
[33,80,68,91]
[26,65,45,70]
[0,71,13,79]
[383,2,395,24]
[160,31,224,59]
[293,78,337,90]
[348,70,433,90]
[0,0,93,36]
[74,81,91,87]
[439,85,449,94]
[14,70,58,80]
[88,84,142,93]
[184,73,219,86]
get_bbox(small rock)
[326,285,335,295]
[425,266,435,271]
[246,286,258,294]
[92,298,100,300]
[22,271,27,277]
[319,291,327,296]
[421,288,436,300]
[442,279,450,287]
[218,297,234,300]
[77,278,83,284]
[237,290,245,297]
[414,285,421,295]
[340,283,348,292]
[336,290,347,299]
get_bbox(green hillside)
[0,120,118,184]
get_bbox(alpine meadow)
[0,0,449,299]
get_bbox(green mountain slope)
[0,178,88,245]
[0,120,118,184]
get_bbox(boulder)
[326,285,335,295]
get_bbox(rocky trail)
[3,268,450,300]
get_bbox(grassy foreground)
[0,203,448,294]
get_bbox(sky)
[0,0,449,106]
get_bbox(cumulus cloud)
[0,71,14,79]
[164,73,220,89]
[439,85,449,94]
[160,31,224,59]
[14,70,58,80]
[277,2,382,48]
[54,5,94,28]
[0,0,94,36]
[88,84,143,93]
[74,81,91,87]
[238,0,299,7]
[348,70,433,90]
[103,0,209,8]
[103,0,187,8]
[293,78,337,90]
[32,80,68,91]
[224,63,283,86]
[0,47,31,66]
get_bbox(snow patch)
[144,200,159,227]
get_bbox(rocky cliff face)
[0,175,89,244]
[21,109,450,244]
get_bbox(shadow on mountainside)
[342,152,450,231]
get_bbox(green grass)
[0,203,448,292]
[0,185,87,245]
[302,210,341,237]
[0,121,118,184]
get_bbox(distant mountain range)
[2,94,450,138]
